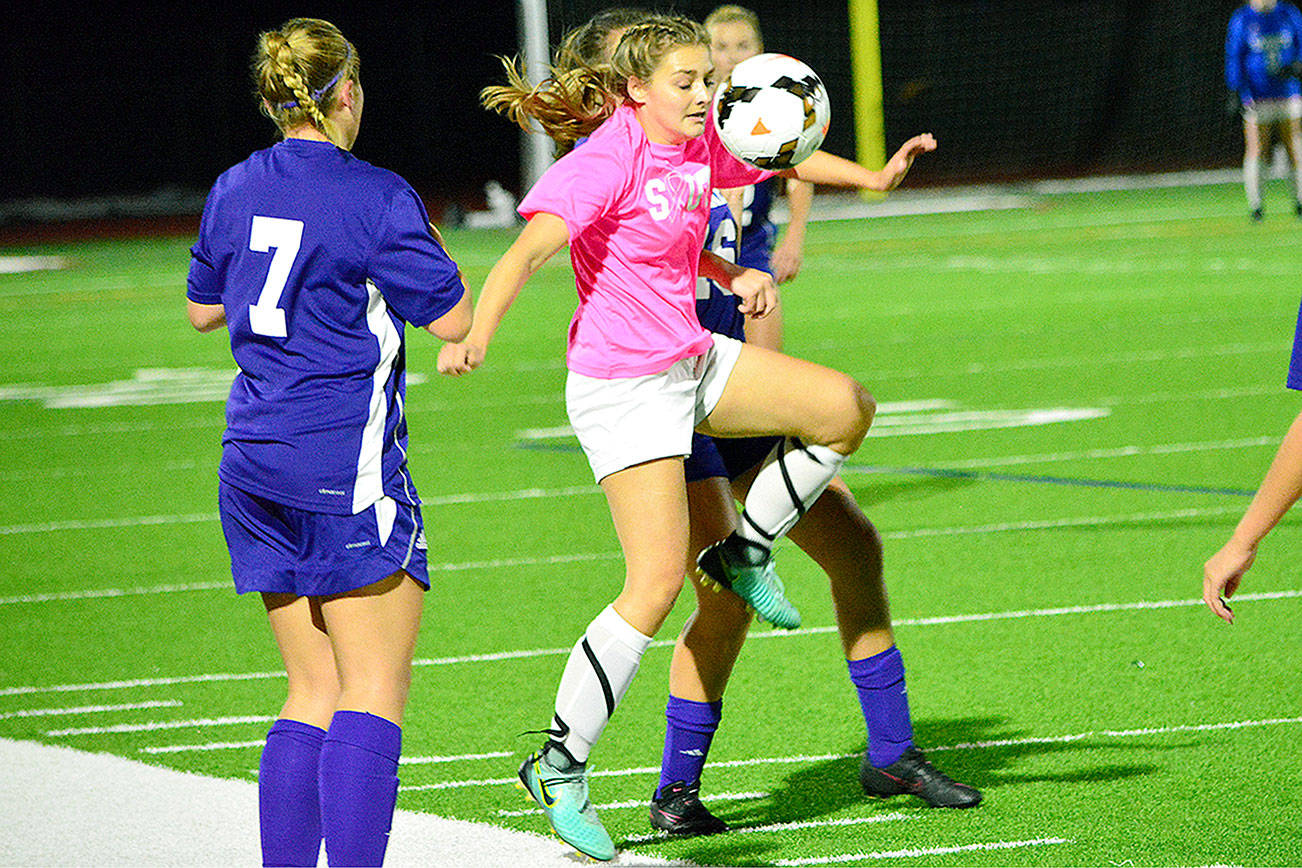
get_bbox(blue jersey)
[695,190,745,338]
[1226,2,1302,101]
[736,177,778,272]
[187,138,463,515]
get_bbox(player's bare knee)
[827,379,874,453]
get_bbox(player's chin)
[683,114,708,136]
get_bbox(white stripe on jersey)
[374,496,397,547]
[354,279,403,513]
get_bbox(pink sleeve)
[518,143,626,239]
[705,111,776,189]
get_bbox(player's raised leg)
[696,341,874,629]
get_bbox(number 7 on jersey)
[248,215,304,338]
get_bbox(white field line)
[401,751,514,765]
[6,589,1298,699]
[408,715,1302,792]
[621,812,913,846]
[0,700,181,720]
[46,715,276,737]
[139,740,264,754]
[904,434,1280,471]
[498,790,770,817]
[0,581,227,605]
[773,837,1071,865]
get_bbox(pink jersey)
[519,103,771,378]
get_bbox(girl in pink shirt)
[439,15,932,860]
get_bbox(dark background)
[0,1,1244,224]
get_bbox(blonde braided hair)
[253,18,358,145]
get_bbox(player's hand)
[1203,539,1255,624]
[881,133,937,191]
[731,267,778,318]
[770,239,803,284]
[437,340,486,376]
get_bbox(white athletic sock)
[1245,153,1262,210]
[547,605,652,765]
[737,438,846,548]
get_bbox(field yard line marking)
[0,513,219,535]
[7,591,1299,697]
[847,465,1255,497]
[621,812,914,845]
[498,790,770,816]
[912,435,1280,470]
[773,837,1071,865]
[0,581,228,605]
[139,740,264,754]
[882,505,1243,539]
[0,700,181,720]
[47,715,276,736]
[414,715,1302,791]
[400,751,514,765]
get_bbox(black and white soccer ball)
[712,53,831,170]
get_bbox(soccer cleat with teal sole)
[696,533,801,630]
[517,750,616,861]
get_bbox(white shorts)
[1243,96,1302,125]
[566,333,744,481]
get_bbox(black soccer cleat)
[1252,207,1265,222]
[649,780,729,837]
[859,747,982,808]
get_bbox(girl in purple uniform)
[186,18,470,867]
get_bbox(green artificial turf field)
[1,179,1299,866]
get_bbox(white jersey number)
[696,210,738,300]
[248,216,304,338]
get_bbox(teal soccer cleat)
[696,533,801,630]
[517,750,616,861]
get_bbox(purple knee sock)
[848,646,915,769]
[657,695,722,797]
[259,718,326,867]
[319,711,402,867]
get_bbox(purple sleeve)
[518,145,625,239]
[186,194,223,305]
[367,188,464,327]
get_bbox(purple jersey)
[737,177,778,272]
[1226,2,1302,101]
[695,190,745,338]
[187,138,463,515]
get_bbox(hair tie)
[280,43,352,110]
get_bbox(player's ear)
[626,75,648,104]
[336,79,356,111]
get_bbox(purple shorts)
[218,481,429,596]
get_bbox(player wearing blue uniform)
[1225,0,1302,219]
[186,18,470,867]
[652,185,980,838]
[1204,270,1302,619]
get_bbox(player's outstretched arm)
[782,134,937,193]
[1203,406,1302,622]
[437,212,569,376]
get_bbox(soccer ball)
[712,53,831,170]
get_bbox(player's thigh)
[319,571,425,719]
[263,593,339,724]
[699,341,873,446]
[1244,118,1263,154]
[602,457,691,632]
